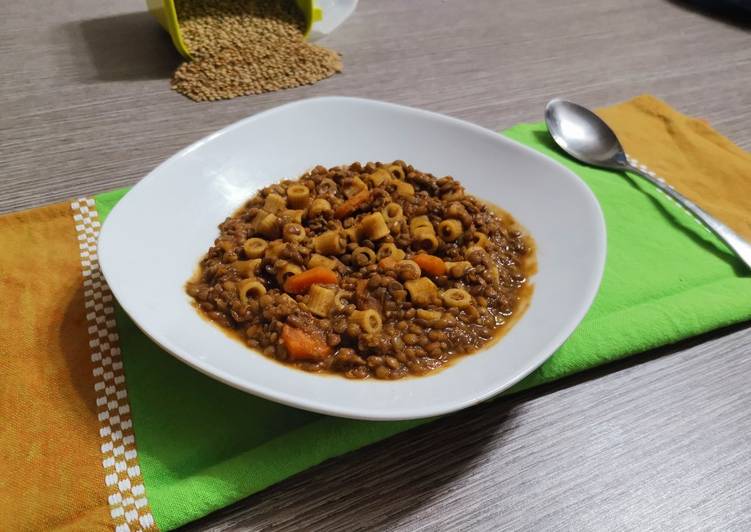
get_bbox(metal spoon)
[545,98,751,271]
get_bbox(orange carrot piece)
[283,266,338,294]
[378,257,398,270]
[281,324,332,360]
[334,189,370,219]
[412,254,446,276]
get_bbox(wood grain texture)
[1,0,750,214]
[1,0,749,530]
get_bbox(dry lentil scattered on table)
[171,0,342,101]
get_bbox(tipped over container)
[146,0,357,59]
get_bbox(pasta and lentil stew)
[186,162,535,379]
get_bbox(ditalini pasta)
[187,161,535,379]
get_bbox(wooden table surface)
[2,0,750,529]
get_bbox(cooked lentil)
[172,0,342,101]
[187,161,535,379]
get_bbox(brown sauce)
[186,162,536,379]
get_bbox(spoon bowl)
[544,99,627,169]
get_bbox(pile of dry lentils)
[172,0,342,101]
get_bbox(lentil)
[187,161,535,379]
[172,0,342,101]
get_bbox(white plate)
[99,97,606,420]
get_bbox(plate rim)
[99,96,607,420]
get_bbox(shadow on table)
[666,0,751,29]
[181,398,511,531]
[178,321,749,531]
[63,12,181,82]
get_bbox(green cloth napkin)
[94,122,751,530]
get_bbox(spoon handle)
[626,163,751,271]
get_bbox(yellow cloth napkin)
[599,95,751,241]
[0,203,155,530]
